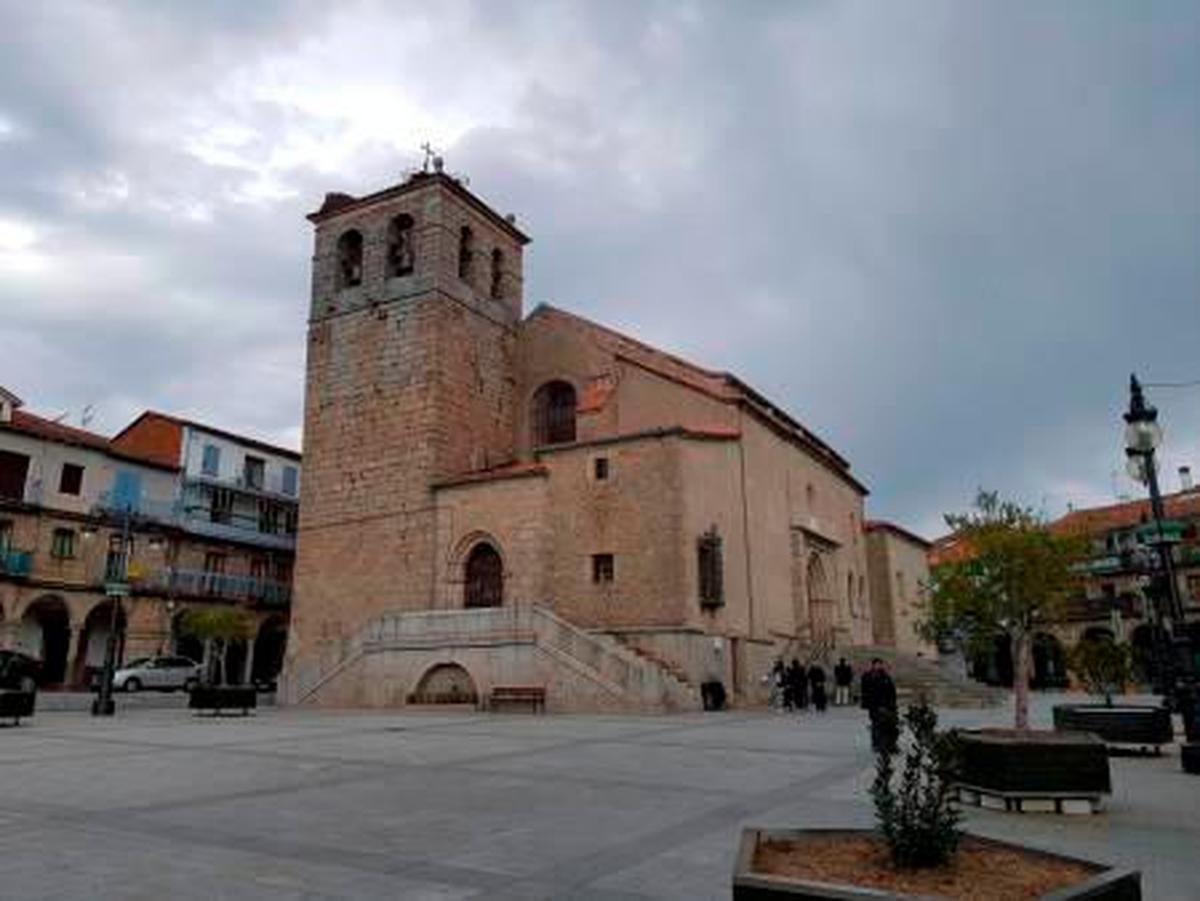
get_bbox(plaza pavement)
[0,693,1196,900]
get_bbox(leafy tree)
[919,491,1086,730]
[179,607,253,686]
[871,703,962,870]
[1068,637,1133,706]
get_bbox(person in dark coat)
[787,658,808,711]
[833,657,854,707]
[808,662,827,712]
[860,658,898,752]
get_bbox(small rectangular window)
[210,487,234,524]
[698,528,724,608]
[243,456,265,490]
[594,457,609,480]
[258,499,281,534]
[0,519,13,551]
[202,552,226,595]
[592,553,614,584]
[201,444,220,476]
[0,450,31,500]
[51,527,76,559]
[281,465,298,496]
[58,463,85,496]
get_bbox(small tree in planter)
[179,607,252,686]
[871,703,962,869]
[920,491,1086,730]
[1067,637,1133,707]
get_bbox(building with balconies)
[0,390,297,690]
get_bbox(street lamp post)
[91,506,132,717]
[1123,375,1195,721]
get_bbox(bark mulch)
[753,834,1099,899]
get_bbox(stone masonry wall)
[287,175,526,690]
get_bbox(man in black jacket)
[860,658,898,752]
[833,657,853,707]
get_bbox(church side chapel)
[284,159,873,711]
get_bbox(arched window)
[336,229,363,289]
[464,543,503,608]
[386,214,415,277]
[531,381,576,445]
[490,248,504,300]
[458,226,474,282]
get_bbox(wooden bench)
[489,685,546,714]
[0,690,35,725]
[188,685,257,717]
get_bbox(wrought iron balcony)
[134,567,291,606]
[0,548,32,577]
[94,491,182,525]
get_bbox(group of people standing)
[769,656,857,713]
[767,655,899,752]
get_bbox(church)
[283,165,874,711]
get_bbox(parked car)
[0,650,41,692]
[112,656,203,693]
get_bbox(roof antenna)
[81,404,95,429]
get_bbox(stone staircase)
[286,604,701,712]
[609,636,694,688]
[841,646,1007,709]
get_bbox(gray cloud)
[1,0,1197,536]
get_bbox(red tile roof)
[0,409,176,471]
[526,305,867,495]
[1051,489,1200,535]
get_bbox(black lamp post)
[1123,376,1197,720]
[91,506,133,717]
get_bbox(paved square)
[0,696,1196,899]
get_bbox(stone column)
[66,624,87,689]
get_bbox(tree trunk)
[1013,630,1031,731]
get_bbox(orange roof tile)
[1051,489,1200,535]
[525,305,867,495]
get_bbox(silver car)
[113,656,203,693]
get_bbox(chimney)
[1180,466,1194,492]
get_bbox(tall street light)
[91,506,133,717]
[1123,376,1195,710]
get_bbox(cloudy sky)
[1,1,1197,536]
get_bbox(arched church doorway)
[408,663,478,706]
[806,552,835,645]
[464,543,503,608]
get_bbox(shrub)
[870,703,962,869]
[1067,637,1133,706]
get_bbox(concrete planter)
[732,828,1141,900]
[1052,704,1173,751]
[1183,743,1200,775]
[956,729,1111,813]
[0,689,36,725]
[188,685,257,716]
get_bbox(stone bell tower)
[285,166,530,696]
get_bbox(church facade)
[283,169,873,711]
